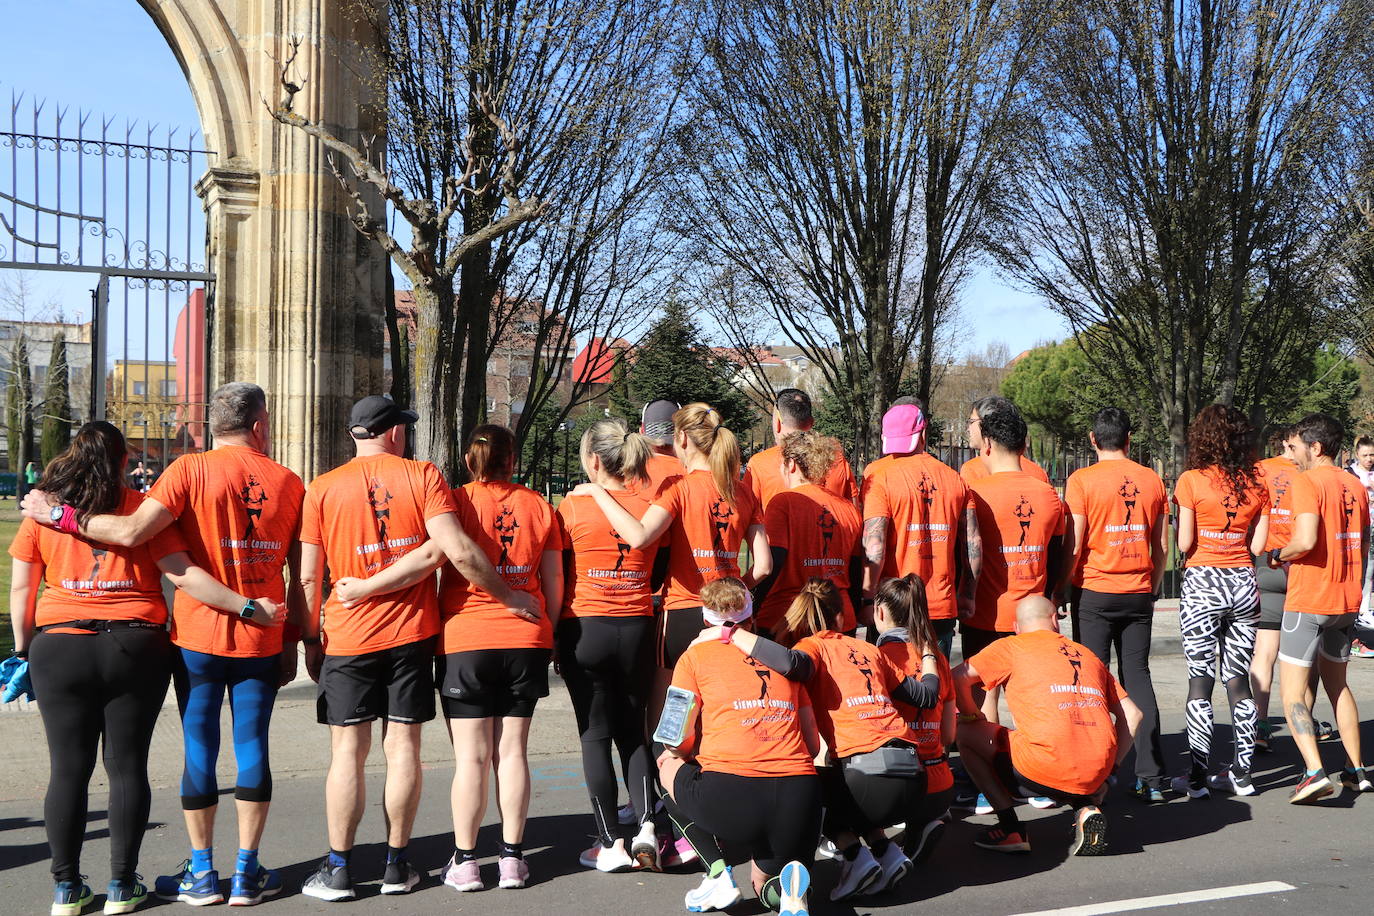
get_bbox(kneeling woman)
[713,579,940,902]
[657,578,817,916]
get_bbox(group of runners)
[1,380,1371,916]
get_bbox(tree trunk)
[383,270,411,410]
[410,282,463,481]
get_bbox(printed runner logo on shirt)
[239,474,269,542]
[1221,491,1241,532]
[1118,477,1139,528]
[368,477,394,543]
[709,497,735,552]
[917,472,937,511]
[1342,488,1359,531]
[843,644,894,717]
[610,525,631,573]
[736,656,796,743]
[493,505,521,569]
[1014,494,1035,546]
[817,505,837,554]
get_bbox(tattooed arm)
[862,516,888,598]
[958,505,981,619]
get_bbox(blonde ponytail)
[674,402,741,505]
[581,418,652,486]
[775,578,840,646]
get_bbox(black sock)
[995,808,1022,832]
[327,849,350,869]
[840,842,861,862]
[386,845,407,865]
[456,848,477,863]
[500,841,523,861]
[869,835,891,856]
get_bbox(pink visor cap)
[881,404,927,455]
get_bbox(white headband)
[703,591,753,627]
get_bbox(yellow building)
[106,360,183,440]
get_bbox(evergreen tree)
[609,300,757,435]
[40,333,71,465]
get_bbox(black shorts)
[1254,558,1288,630]
[993,749,1099,808]
[317,637,436,726]
[961,624,1012,660]
[672,764,821,875]
[660,607,707,669]
[437,647,551,719]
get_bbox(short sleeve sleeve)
[146,457,191,518]
[556,500,575,550]
[1289,473,1318,518]
[653,478,685,519]
[542,503,563,551]
[738,485,761,527]
[1065,471,1087,517]
[300,484,324,546]
[147,520,190,561]
[794,635,823,666]
[8,519,41,563]
[764,495,791,551]
[742,458,762,508]
[669,649,700,696]
[420,463,457,520]
[861,467,889,520]
[968,639,1013,690]
[1108,673,1128,704]
[1172,472,1195,510]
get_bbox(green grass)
[0,505,24,654]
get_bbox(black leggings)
[557,616,657,843]
[820,760,927,840]
[30,628,173,884]
[668,765,821,875]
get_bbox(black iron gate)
[0,94,213,487]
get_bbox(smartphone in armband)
[653,685,697,746]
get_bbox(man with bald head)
[953,596,1141,857]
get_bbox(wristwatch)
[239,599,259,621]
[49,506,64,525]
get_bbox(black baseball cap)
[349,396,419,439]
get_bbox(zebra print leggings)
[1179,565,1260,777]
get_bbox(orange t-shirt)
[670,639,815,778]
[9,490,187,627]
[1285,465,1370,616]
[149,446,305,657]
[300,453,454,656]
[968,471,1066,631]
[758,484,861,632]
[970,629,1125,796]
[627,453,682,500]
[1172,468,1268,568]
[653,469,760,611]
[883,638,953,792]
[861,452,969,619]
[743,444,858,510]
[794,630,916,758]
[558,490,658,618]
[1065,458,1166,594]
[441,480,559,651]
[1258,456,1299,551]
[960,454,1049,485]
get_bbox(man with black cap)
[298,396,539,902]
[634,399,684,498]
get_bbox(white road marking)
[1009,881,1296,916]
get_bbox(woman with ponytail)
[706,578,940,901]
[872,575,956,864]
[555,419,665,872]
[573,403,769,672]
[6,423,286,915]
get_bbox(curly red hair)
[1186,404,1259,503]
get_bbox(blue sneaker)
[974,793,993,815]
[51,881,93,916]
[778,861,811,916]
[103,877,148,915]
[228,865,282,906]
[154,861,223,906]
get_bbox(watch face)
[50,506,64,522]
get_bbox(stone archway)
[137,0,387,476]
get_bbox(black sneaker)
[380,859,421,895]
[906,817,948,864]
[301,857,355,902]
[1069,806,1108,856]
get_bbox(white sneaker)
[778,861,810,916]
[1171,775,1210,799]
[814,837,841,861]
[631,823,660,871]
[828,846,882,901]
[869,842,911,894]
[1026,796,1059,809]
[579,838,634,873]
[684,869,742,912]
[1207,768,1257,797]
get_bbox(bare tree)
[990,0,1371,457]
[672,0,1046,465]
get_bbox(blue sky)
[0,0,1069,358]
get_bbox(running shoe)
[1316,721,1339,743]
[1026,796,1058,809]
[497,856,528,889]
[906,816,948,864]
[973,825,1029,853]
[660,836,698,868]
[684,868,741,912]
[1289,771,1335,805]
[815,837,841,861]
[1131,779,1165,804]
[950,786,982,812]
[829,846,882,901]
[441,855,483,892]
[380,859,422,895]
[1170,774,1209,800]
[1340,767,1373,793]
[631,822,660,871]
[973,793,993,815]
[580,839,634,873]
[778,861,811,916]
[618,802,637,825]
[869,842,912,895]
[103,877,147,916]
[1207,768,1256,797]
[52,881,93,916]
[154,862,223,905]
[228,865,282,906]
[300,857,354,902]
[1069,806,1108,856]
[1254,720,1273,753]
[1350,639,1374,659]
